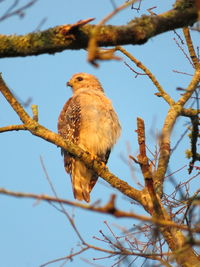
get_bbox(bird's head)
[67,73,104,93]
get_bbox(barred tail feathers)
[70,160,98,202]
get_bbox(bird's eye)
[76,76,83,81]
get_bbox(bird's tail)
[69,160,98,203]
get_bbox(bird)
[58,73,121,202]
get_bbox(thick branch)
[183,27,200,69]
[0,1,198,58]
[136,117,152,182]
[155,68,200,195]
[0,124,26,132]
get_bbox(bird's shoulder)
[73,87,112,107]
[58,96,81,136]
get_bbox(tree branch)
[0,124,26,132]
[0,0,198,58]
[155,68,200,196]
[127,117,200,266]
[183,27,200,69]
[1,187,199,232]
[182,108,200,117]
[115,46,174,106]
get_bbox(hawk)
[58,73,121,202]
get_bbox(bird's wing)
[58,96,81,173]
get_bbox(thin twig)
[40,156,85,243]
[0,0,38,22]
[0,187,198,232]
[115,46,174,106]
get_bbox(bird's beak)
[67,81,72,87]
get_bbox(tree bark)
[0,0,198,58]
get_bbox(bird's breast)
[77,91,121,154]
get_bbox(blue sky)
[0,1,199,266]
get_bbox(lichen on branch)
[0,0,198,58]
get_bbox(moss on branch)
[0,1,198,58]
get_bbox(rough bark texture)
[0,1,198,58]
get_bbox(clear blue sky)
[0,1,199,266]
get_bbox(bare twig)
[173,37,194,67]
[1,187,200,232]
[115,46,174,106]
[124,61,147,77]
[40,247,89,267]
[0,0,38,22]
